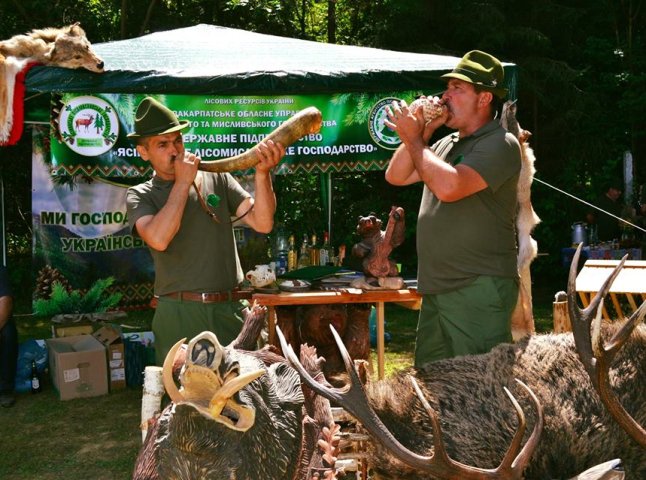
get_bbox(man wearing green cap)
[385,50,521,366]
[126,97,285,365]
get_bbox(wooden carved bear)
[352,206,405,280]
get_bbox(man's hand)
[255,140,286,173]
[385,100,425,145]
[174,151,200,185]
[385,99,447,144]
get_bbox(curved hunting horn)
[198,107,323,173]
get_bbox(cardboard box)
[93,326,126,391]
[46,335,108,400]
[51,323,94,338]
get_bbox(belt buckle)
[201,292,210,303]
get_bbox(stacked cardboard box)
[93,326,126,391]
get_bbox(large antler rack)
[277,326,543,480]
[567,243,646,448]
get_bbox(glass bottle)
[297,234,311,268]
[31,360,42,394]
[287,235,298,271]
[319,231,331,266]
[309,233,319,266]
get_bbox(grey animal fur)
[362,323,646,479]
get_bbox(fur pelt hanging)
[0,57,32,145]
[501,100,541,340]
[0,23,104,145]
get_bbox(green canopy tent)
[26,24,517,95]
[21,24,517,305]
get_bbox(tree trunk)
[327,0,336,44]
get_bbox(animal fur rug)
[0,23,104,145]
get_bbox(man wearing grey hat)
[385,50,521,366]
[126,97,285,365]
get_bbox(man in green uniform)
[126,97,285,365]
[385,51,521,366]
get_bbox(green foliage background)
[1,0,645,289]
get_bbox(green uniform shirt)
[417,120,521,294]
[126,171,249,295]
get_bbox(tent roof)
[26,24,516,95]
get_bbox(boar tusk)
[208,369,265,432]
[209,368,265,412]
[198,106,323,173]
[162,338,187,404]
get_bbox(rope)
[534,177,646,234]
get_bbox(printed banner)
[32,126,154,306]
[36,90,433,306]
[48,91,433,179]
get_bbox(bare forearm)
[408,142,485,202]
[407,137,458,194]
[137,182,192,251]
[246,171,276,233]
[385,144,420,185]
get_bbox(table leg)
[376,301,385,380]
[267,306,277,345]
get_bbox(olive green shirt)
[126,171,249,295]
[417,120,521,294]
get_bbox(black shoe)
[0,393,15,408]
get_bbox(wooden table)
[252,288,421,379]
[575,259,646,320]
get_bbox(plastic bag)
[15,339,47,393]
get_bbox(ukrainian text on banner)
[49,91,433,178]
[32,126,154,306]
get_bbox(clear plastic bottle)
[273,224,289,275]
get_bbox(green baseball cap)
[441,50,508,99]
[127,97,189,139]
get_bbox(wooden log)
[553,291,571,333]
[140,366,164,443]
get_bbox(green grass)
[0,386,143,479]
[3,308,154,480]
[3,272,564,479]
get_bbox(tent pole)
[328,172,332,244]
[1,175,5,267]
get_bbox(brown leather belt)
[161,289,252,304]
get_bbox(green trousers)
[152,297,245,366]
[414,276,518,367]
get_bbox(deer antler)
[277,326,543,479]
[567,243,646,448]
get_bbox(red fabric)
[1,61,39,146]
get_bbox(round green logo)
[59,96,119,157]
[368,97,402,150]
